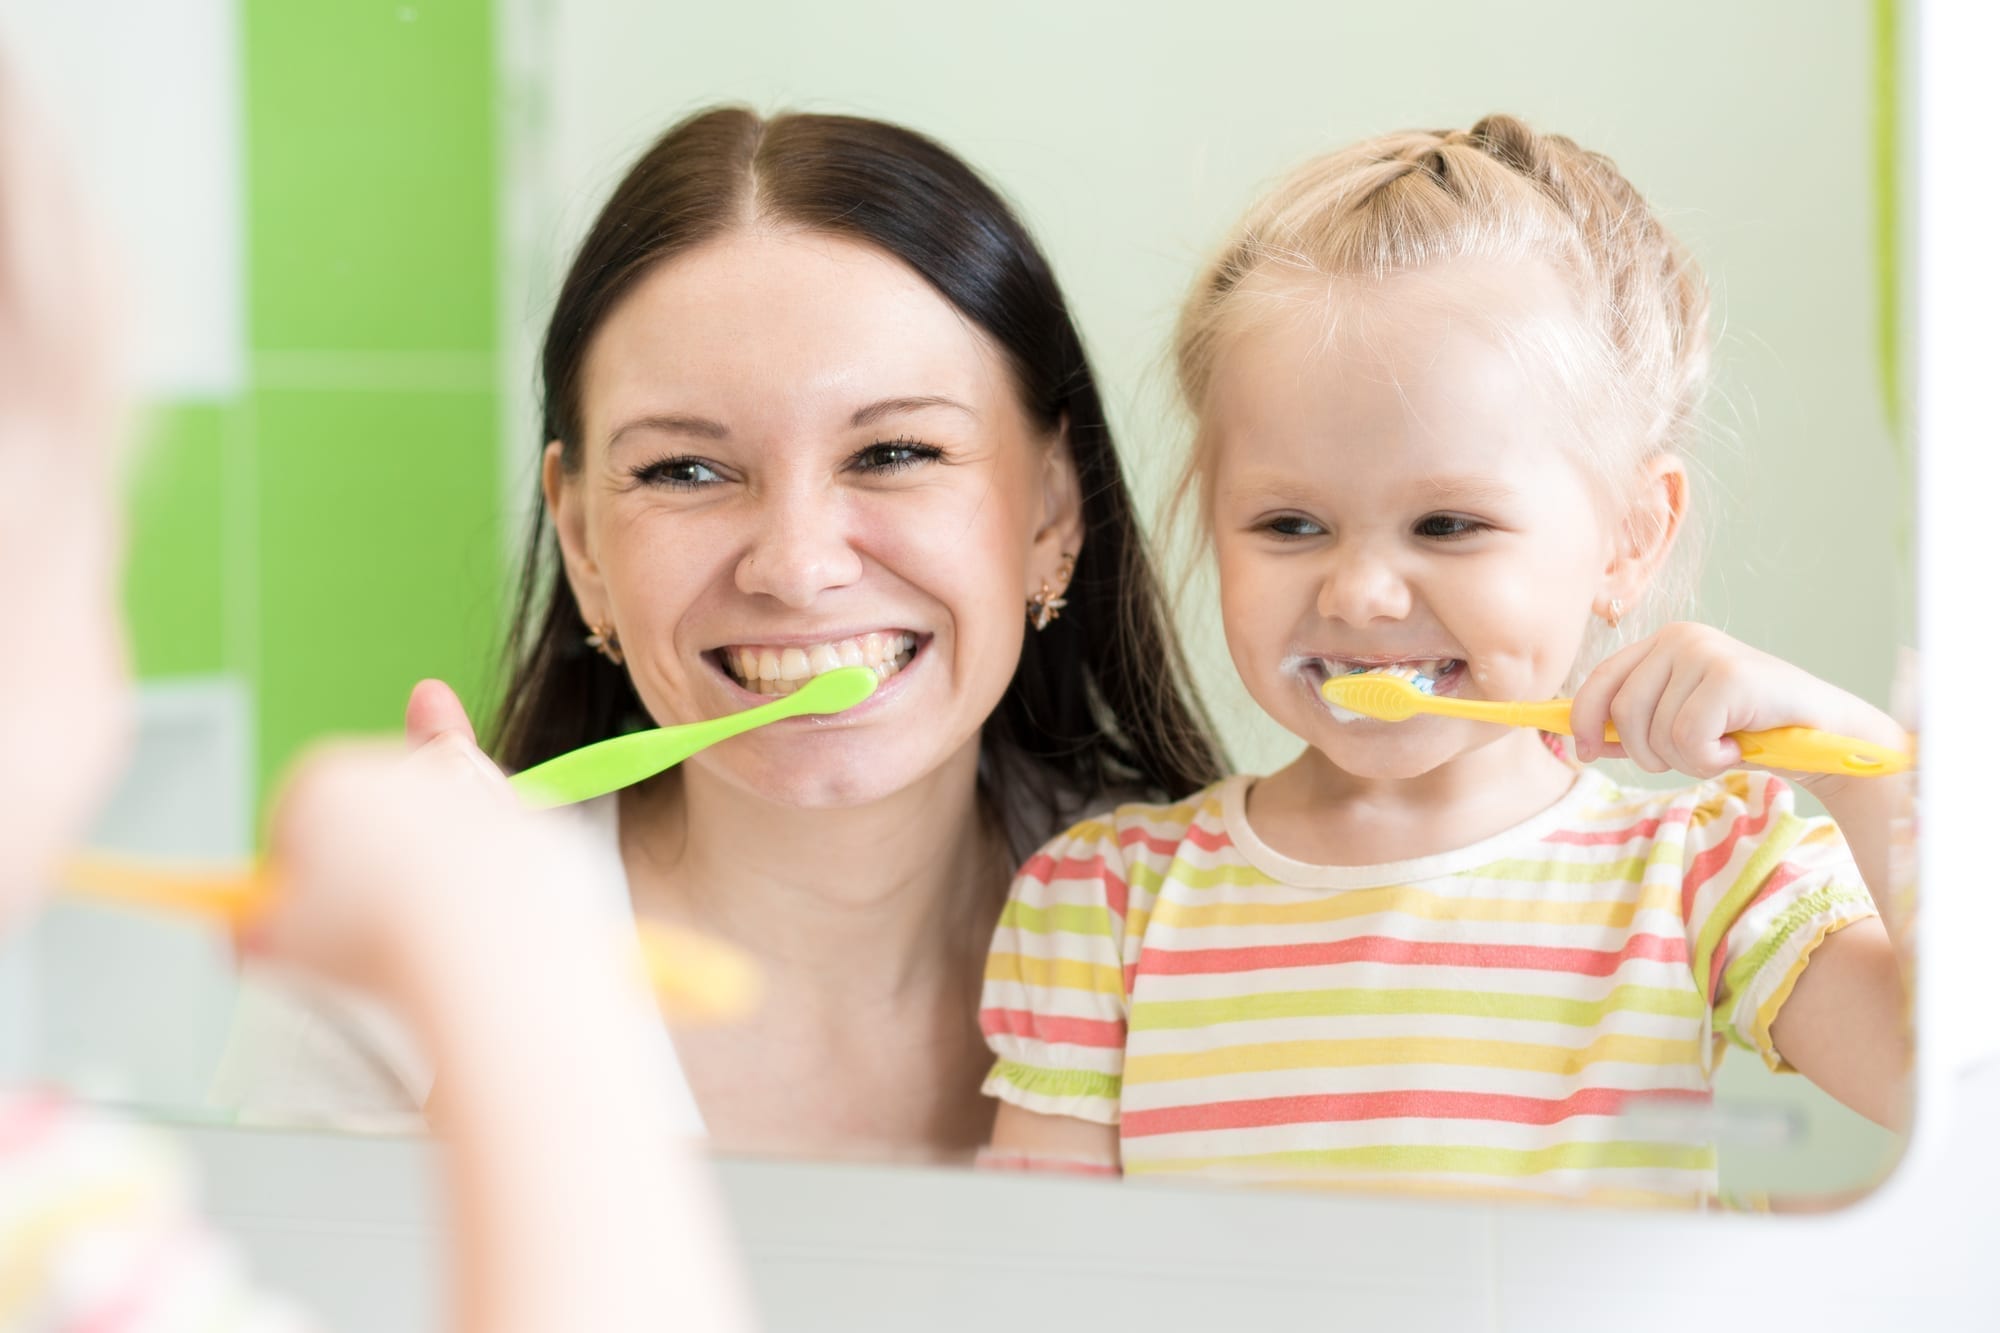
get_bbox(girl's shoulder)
[1577,768,1816,845]
[1016,776,1243,883]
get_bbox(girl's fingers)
[406,678,476,751]
[1672,675,1745,776]
[1570,637,1652,763]
[1648,654,1709,774]
[1606,645,1677,774]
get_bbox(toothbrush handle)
[1543,706,1910,778]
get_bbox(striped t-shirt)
[980,768,1875,1205]
[0,1091,310,1331]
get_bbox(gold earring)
[1027,551,1077,631]
[585,620,624,665]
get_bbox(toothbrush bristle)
[1320,673,1426,722]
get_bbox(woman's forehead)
[575,229,1019,444]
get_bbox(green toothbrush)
[508,665,880,809]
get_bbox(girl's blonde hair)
[1172,114,1712,670]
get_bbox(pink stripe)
[1120,821,1230,857]
[980,1007,1125,1048]
[0,1090,66,1154]
[1124,1085,1712,1138]
[1020,851,1129,921]
[1681,777,1783,918]
[1542,806,1693,846]
[1137,932,1688,978]
[1707,860,1806,1006]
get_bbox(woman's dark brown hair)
[494,106,1224,857]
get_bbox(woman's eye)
[1262,514,1326,539]
[1414,513,1485,540]
[632,456,723,489]
[850,438,943,475]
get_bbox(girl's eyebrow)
[1412,476,1517,506]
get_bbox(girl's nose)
[1316,544,1413,626]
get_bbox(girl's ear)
[544,440,609,623]
[1602,453,1687,608]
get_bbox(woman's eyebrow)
[607,413,730,447]
[849,395,978,428]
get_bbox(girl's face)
[1205,260,1645,782]
[549,229,1081,809]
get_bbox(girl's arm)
[986,1101,1123,1175]
[1570,624,1914,1131]
[259,744,755,1333]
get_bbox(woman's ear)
[543,440,608,622]
[1028,416,1088,591]
[1602,453,1688,607]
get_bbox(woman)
[219,106,1223,1161]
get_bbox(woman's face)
[549,229,1081,809]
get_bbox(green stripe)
[1714,883,1874,1042]
[1135,1139,1715,1178]
[999,900,1119,939]
[988,1060,1122,1103]
[1129,983,1703,1033]
[1690,812,1808,1008]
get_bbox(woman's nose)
[1316,543,1413,626]
[732,489,865,607]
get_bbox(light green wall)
[125,0,505,800]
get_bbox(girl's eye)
[631,456,723,489]
[1262,514,1327,539]
[1414,513,1486,540]
[850,438,944,475]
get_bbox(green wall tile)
[244,0,496,353]
[125,403,230,678]
[251,386,505,792]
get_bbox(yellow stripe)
[998,900,1118,938]
[985,951,1123,997]
[1467,856,1652,885]
[1150,882,1678,932]
[0,1176,158,1321]
[1131,1139,1715,1178]
[1128,982,1704,1032]
[1125,1031,1696,1082]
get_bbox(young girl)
[980,115,1912,1206]
[0,56,748,1329]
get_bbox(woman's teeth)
[722,632,917,696]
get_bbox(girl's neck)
[617,737,1001,1001]
[1247,728,1579,867]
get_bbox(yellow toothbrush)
[56,854,759,1024]
[1319,674,1913,777]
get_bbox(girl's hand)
[1568,623,1905,784]
[406,677,512,797]
[246,741,585,1017]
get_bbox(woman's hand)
[1568,622,1905,784]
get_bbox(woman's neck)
[618,737,1000,1002]
[1248,728,1579,867]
